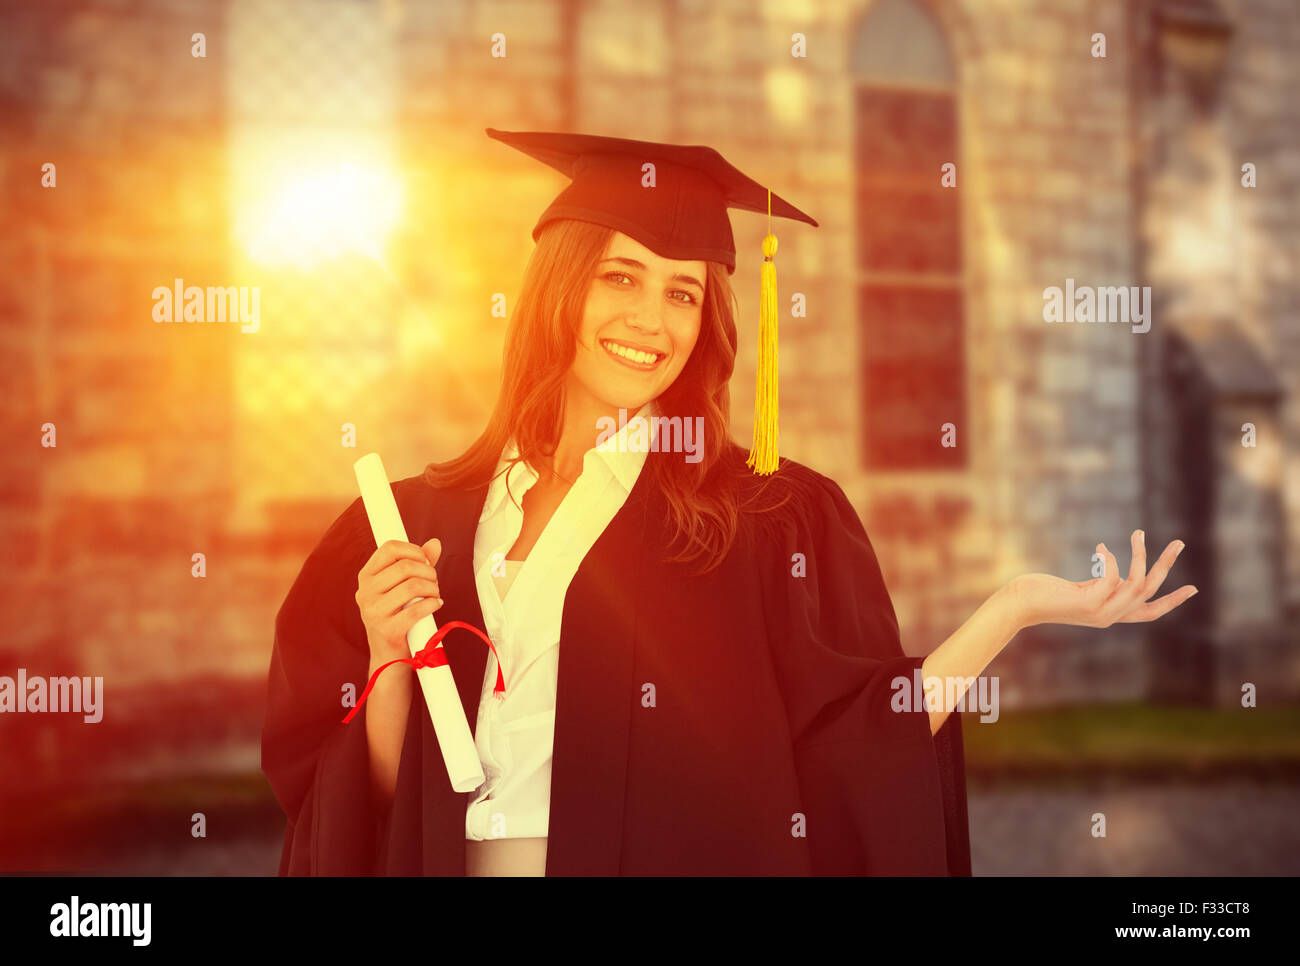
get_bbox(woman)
[262,130,1196,876]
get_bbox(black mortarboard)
[484,128,818,275]
[487,127,820,474]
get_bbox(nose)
[627,288,665,335]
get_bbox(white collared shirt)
[465,402,654,840]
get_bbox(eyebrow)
[599,257,704,293]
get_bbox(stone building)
[1,0,1296,789]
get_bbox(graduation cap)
[486,127,819,475]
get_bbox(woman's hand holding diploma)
[355,537,446,806]
[357,538,446,659]
[351,450,492,797]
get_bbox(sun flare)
[238,159,403,267]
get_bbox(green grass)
[961,703,1300,780]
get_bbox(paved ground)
[29,780,1300,876]
[970,780,1300,876]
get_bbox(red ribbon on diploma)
[342,620,505,724]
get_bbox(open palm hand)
[1011,530,1197,629]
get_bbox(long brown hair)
[423,217,782,574]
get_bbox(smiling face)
[565,230,706,416]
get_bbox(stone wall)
[0,0,236,689]
[2,0,1294,724]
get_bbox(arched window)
[852,0,964,470]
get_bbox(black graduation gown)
[261,443,971,875]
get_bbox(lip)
[599,338,665,371]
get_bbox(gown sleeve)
[260,495,386,875]
[759,467,951,874]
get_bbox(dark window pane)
[855,86,960,273]
[855,87,956,170]
[860,285,965,469]
[856,183,961,274]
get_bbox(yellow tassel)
[747,190,780,475]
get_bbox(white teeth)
[603,340,659,366]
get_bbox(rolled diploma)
[353,452,485,794]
